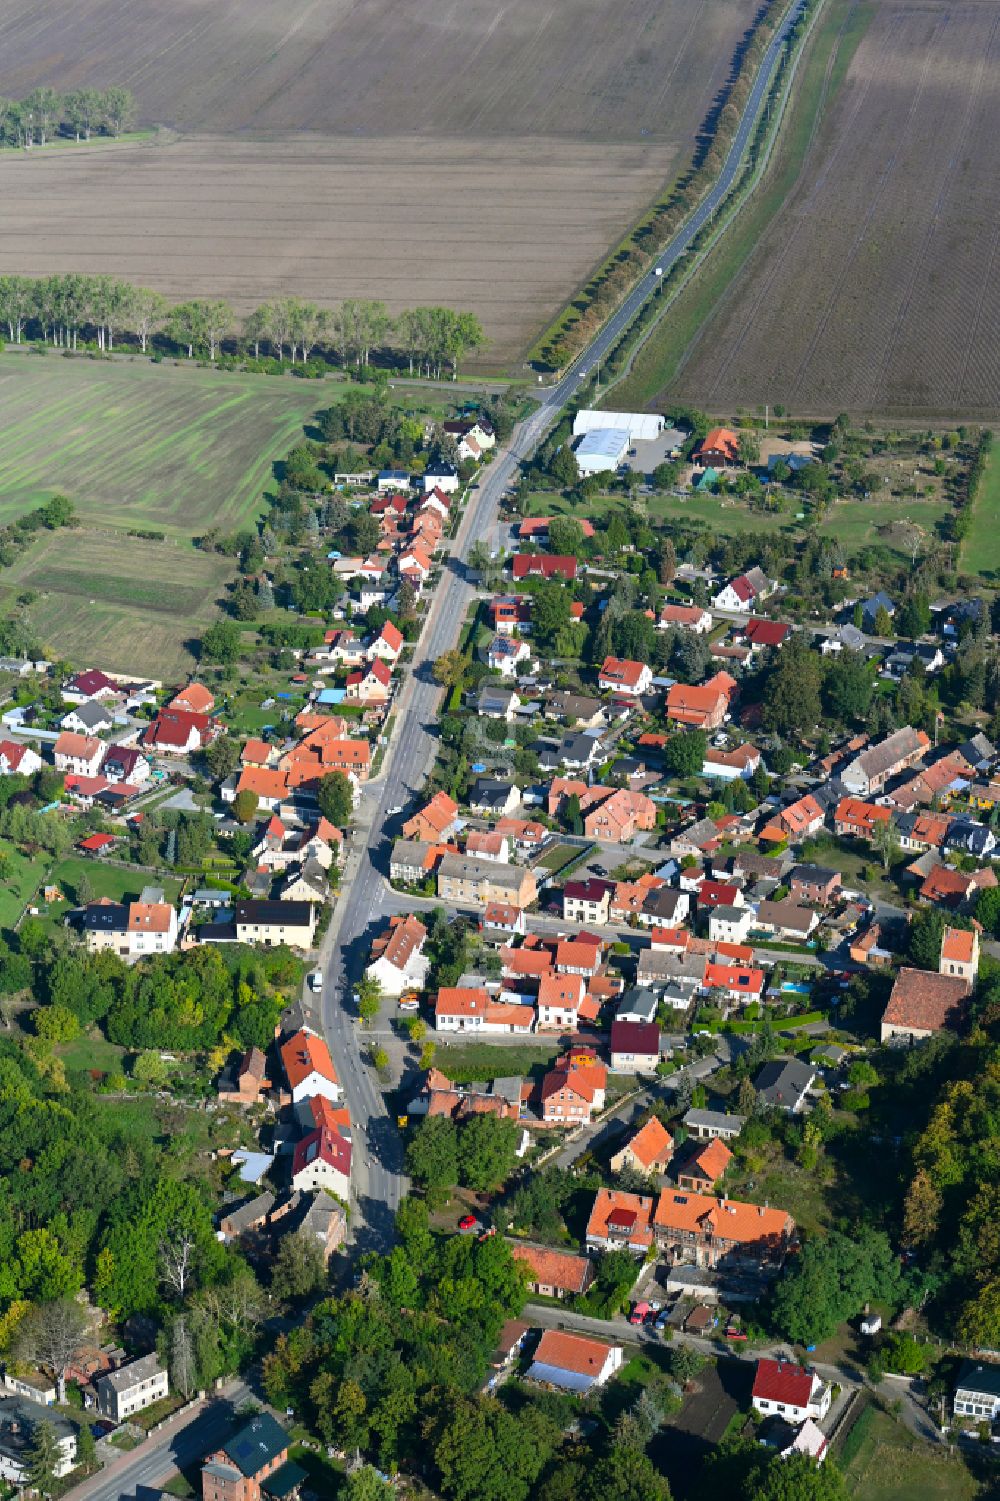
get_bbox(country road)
[310,0,811,1255]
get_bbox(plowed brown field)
[0,135,676,363]
[0,0,758,364]
[668,0,1000,418]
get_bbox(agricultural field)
[0,353,321,534]
[660,0,1000,418]
[0,0,760,364]
[0,530,235,678]
[836,1402,982,1501]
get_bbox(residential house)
[540,1049,607,1121]
[0,739,41,776]
[81,899,177,959]
[713,567,771,611]
[142,707,215,756]
[482,901,527,940]
[659,603,712,633]
[468,777,520,817]
[759,793,824,845]
[61,699,113,735]
[609,1019,660,1074]
[512,1245,593,1300]
[217,1046,269,1106]
[278,1191,346,1264]
[403,791,459,843]
[743,617,790,651]
[610,1117,673,1177]
[0,1397,77,1484]
[200,1412,293,1501]
[840,725,929,796]
[435,987,535,1035]
[849,923,894,967]
[279,861,330,905]
[63,667,118,703]
[702,743,761,781]
[423,460,459,493]
[526,1331,623,1393]
[653,1189,795,1271]
[280,1028,341,1104]
[939,925,979,988]
[365,914,429,996]
[789,864,841,905]
[345,657,392,702]
[703,961,765,1005]
[683,1108,746,1141]
[437,854,537,909]
[488,634,533,678]
[616,987,659,1025]
[536,972,586,1031]
[598,657,652,697]
[754,1060,815,1113]
[638,887,690,929]
[834,797,892,841]
[585,1188,656,1254]
[291,1126,352,1200]
[235,900,316,949]
[918,863,991,907]
[103,744,150,784]
[953,1362,1000,1423]
[95,1355,169,1423]
[562,879,612,925]
[368,620,404,663]
[54,731,104,776]
[859,591,895,633]
[880,967,971,1043]
[752,901,818,942]
[694,428,740,467]
[665,679,730,731]
[708,905,754,944]
[477,684,520,721]
[511,554,578,582]
[171,682,216,714]
[752,1360,831,1424]
[676,1138,732,1193]
[543,690,605,728]
[581,787,657,842]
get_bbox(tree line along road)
[313,0,813,1256]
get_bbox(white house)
[365,914,430,997]
[752,1360,831,1424]
[0,1397,77,1483]
[0,740,42,776]
[708,905,755,944]
[536,973,586,1031]
[527,1330,624,1393]
[488,635,533,678]
[61,701,113,736]
[954,1362,1000,1423]
[53,731,104,776]
[291,1126,352,1199]
[95,1355,169,1423]
[280,1027,341,1104]
[423,462,460,494]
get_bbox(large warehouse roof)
[574,428,630,473]
[573,409,665,443]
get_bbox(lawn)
[55,1035,126,1075]
[525,485,948,558]
[45,855,183,913]
[0,841,48,934]
[0,528,236,678]
[962,446,1000,581]
[434,1041,561,1082]
[837,1402,982,1501]
[537,841,585,875]
[0,352,323,535]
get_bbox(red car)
[458,1214,478,1231]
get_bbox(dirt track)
[669,0,1000,418]
[0,134,676,361]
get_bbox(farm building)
[573,410,664,443]
[574,427,630,476]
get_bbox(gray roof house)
[0,1396,77,1482]
[95,1353,169,1423]
[754,1060,816,1113]
[859,592,895,632]
[683,1108,746,1140]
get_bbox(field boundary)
[599,0,828,404]
[527,0,798,372]
[591,0,822,411]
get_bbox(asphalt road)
[69,1382,251,1501]
[312,0,809,1256]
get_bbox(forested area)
[0,86,134,146]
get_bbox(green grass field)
[961,448,1000,581]
[0,352,323,535]
[837,1404,981,1501]
[45,855,183,913]
[612,0,875,410]
[0,843,48,933]
[526,488,947,557]
[0,529,236,678]
[434,1042,561,1081]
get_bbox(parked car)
[458,1214,479,1232]
[309,970,324,993]
[629,1301,651,1326]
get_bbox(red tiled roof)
[882,967,969,1033]
[753,1359,815,1408]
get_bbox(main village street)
[301,0,812,1256]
